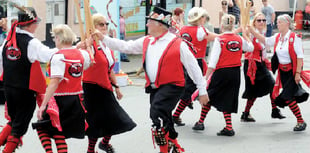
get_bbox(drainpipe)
[145,0,151,35]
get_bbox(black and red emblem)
[181,33,192,42]
[6,46,21,61]
[68,63,83,78]
[226,41,241,52]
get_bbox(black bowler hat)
[146,6,172,27]
[18,7,41,24]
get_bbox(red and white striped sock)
[223,112,233,130]
[286,101,304,123]
[198,103,211,123]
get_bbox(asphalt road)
[1,40,310,153]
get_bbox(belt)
[279,63,293,72]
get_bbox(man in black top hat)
[93,6,209,153]
[0,7,57,153]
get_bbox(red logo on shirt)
[226,41,241,52]
[68,63,83,77]
[6,46,21,61]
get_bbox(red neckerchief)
[246,37,261,85]
[272,32,298,99]
[5,18,38,49]
[151,31,168,45]
[247,58,257,85]
[301,70,310,88]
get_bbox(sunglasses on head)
[256,19,266,22]
[98,22,109,27]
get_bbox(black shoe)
[271,108,286,119]
[173,116,185,126]
[293,122,307,131]
[121,58,130,62]
[241,112,256,122]
[217,128,235,136]
[99,143,115,153]
[187,102,193,109]
[192,122,204,131]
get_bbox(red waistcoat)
[0,60,46,94]
[216,33,243,69]
[52,49,84,96]
[244,37,262,62]
[274,32,299,74]
[143,36,185,88]
[83,42,115,91]
[179,26,207,58]
[272,32,301,99]
[29,61,47,94]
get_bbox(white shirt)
[50,48,91,79]
[103,32,207,96]
[208,32,254,68]
[0,28,58,74]
[265,30,304,64]
[93,40,114,68]
[197,26,209,41]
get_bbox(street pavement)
[1,40,310,153]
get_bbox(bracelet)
[111,83,119,88]
[296,72,301,74]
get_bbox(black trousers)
[4,86,36,137]
[149,84,184,139]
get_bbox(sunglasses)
[222,2,227,5]
[256,19,266,22]
[98,22,109,27]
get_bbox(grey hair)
[221,14,235,31]
[52,24,77,45]
[277,14,295,30]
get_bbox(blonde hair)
[221,14,235,31]
[92,13,106,26]
[52,24,77,45]
[277,14,295,30]
[251,13,266,29]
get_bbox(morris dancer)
[0,7,57,153]
[35,24,91,152]
[169,7,184,34]
[172,7,218,128]
[249,14,308,131]
[192,14,253,136]
[241,13,285,122]
[94,6,209,153]
[82,13,136,153]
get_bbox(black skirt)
[274,70,309,108]
[180,59,205,101]
[208,67,240,113]
[83,83,136,138]
[242,60,275,99]
[33,95,86,139]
